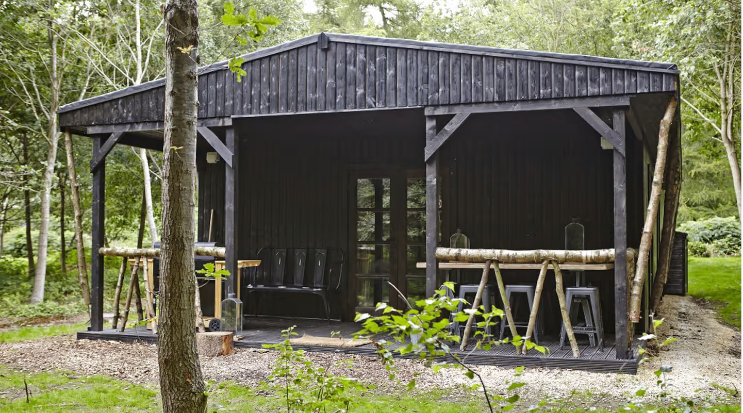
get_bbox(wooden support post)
[425,116,439,298]
[553,261,580,358]
[612,108,629,359]
[90,135,106,331]
[521,260,548,354]
[225,127,239,299]
[459,260,490,351]
[492,262,520,354]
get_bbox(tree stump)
[196,332,234,357]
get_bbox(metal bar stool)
[450,284,496,338]
[560,287,604,351]
[499,284,543,344]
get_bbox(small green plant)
[262,326,372,412]
[354,282,545,412]
[196,262,230,280]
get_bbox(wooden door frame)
[346,166,448,320]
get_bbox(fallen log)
[630,96,678,322]
[436,248,618,264]
[99,246,225,258]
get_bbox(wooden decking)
[77,317,642,374]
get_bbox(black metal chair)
[246,248,344,322]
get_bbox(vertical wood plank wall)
[194,109,644,324]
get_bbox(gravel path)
[0,295,739,408]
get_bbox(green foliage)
[680,217,740,257]
[262,326,372,412]
[196,262,230,280]
[221,2,281,81]
[354,282,542,412]
[688,256,741,327]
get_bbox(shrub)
[679,217,740,257]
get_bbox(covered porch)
[57,33,681,373]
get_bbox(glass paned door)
[352,171,442,314]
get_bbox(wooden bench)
[245,248,344,321]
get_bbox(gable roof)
[58,33,678,129]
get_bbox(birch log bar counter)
[60,33,681,373]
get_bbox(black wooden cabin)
[60,33,681,371]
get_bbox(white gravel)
[0,295,739,409]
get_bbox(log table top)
[416,262,614,270]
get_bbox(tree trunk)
[649,112,682,313]
[22,134,35,278]
[58,169,67,276]
[0,191,9,256]
[159,1,206,411]
[120,257,142,332]
[629,96,678,322]
[30,22,62,304]
[99,246,225,258]
[492,262,520,354]
[141,148,159,246]
[64,130,91,306]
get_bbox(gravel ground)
[0,295,739,408]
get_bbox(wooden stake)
[141,256,157,333]
[630,96,678,322]
[553,261,580,358]
[119,257,141,332]
[112,257,128,329]
[194,276,205,333]
[459,260,491,351]
[208,209,214,243]
[492,261,520,354]
[521,260,549,354]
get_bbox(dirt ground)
[0,295,739,408]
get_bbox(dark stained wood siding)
[194,109,644,323]
[59,37,678,128]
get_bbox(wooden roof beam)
[89,132,123,172]
[424,95,631,116]
[197,127,233,168]
[573,107,625,157]
[424,113,470,161]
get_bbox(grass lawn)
[0,366,739,412]
[0,321,88,343]
[688,256,741,328]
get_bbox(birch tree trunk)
[629,96,678,322]
[30,22,62,304]
[22,134,35,278]
[64,130,91,306]
[141,148,159,246]
[58,169,67,276]
[158,0,206,411]
[0,192,9,256]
